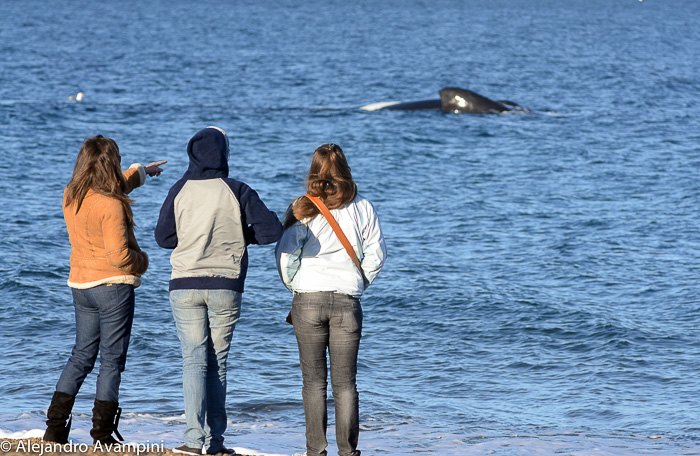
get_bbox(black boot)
[44,391,75,444]
[90,399,124,445]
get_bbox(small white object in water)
[69,92,84,101]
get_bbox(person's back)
[155,126,282,455]
[64,167,147,287]
[168,174,250,288]
[278,193,384,296]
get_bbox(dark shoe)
[90,399,124,444]
[173,445,203,455]
[208,447,237,455]
[43,391,75,444]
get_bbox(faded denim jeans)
[56,284,135,403]
[292,291,362,456]
[170,289,242,453]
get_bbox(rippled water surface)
[1,0,700,454]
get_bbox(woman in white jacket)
[276,144,386,456]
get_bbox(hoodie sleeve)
[235,183,283,246]
[154,182,182,249]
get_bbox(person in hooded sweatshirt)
[155,126,283,455]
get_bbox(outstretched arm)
[238,184,283,245]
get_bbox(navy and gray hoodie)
[155,127,283,292]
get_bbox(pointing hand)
[145,161,167,177]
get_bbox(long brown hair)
[64,135,134,227]
[284,143,357,229]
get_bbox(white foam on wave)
[0,412,300,456]
[0,429,44,439]
[1,413,693,456]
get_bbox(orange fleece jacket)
[64,165,149,289]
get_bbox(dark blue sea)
[2,0,700,454]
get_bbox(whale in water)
[360,87,527,114]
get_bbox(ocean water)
[1,0,700,454]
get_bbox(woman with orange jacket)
[43,135,165,445]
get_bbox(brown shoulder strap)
[305,194,364,277]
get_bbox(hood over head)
[185,126,230,179]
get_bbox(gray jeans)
[292,292,363,456]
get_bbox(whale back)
[384,99,442,110]
[439,87,508,114]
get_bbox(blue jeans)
[55,284,135,403]
[292,292,362,456]
[170,289,242,453]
